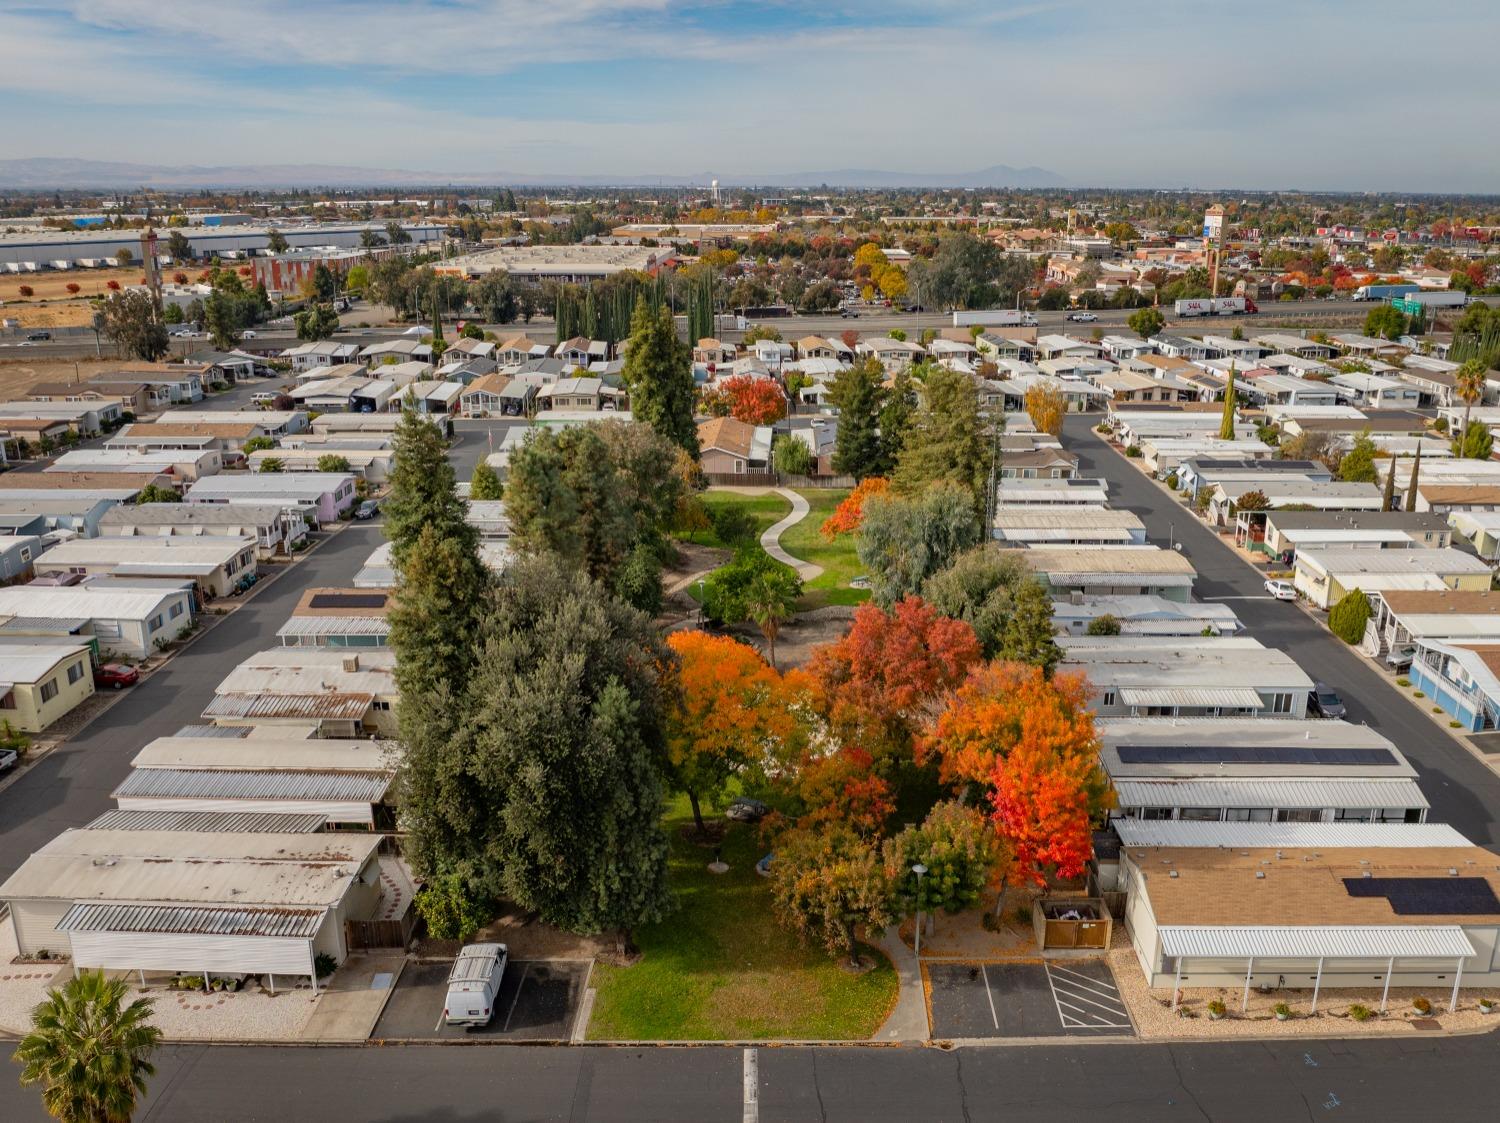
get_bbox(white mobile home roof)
[0,584,187,622]
[1113,778,1428,811]
[38,536,252,571]
[1156,926,1474,961]
[86,809,328,833]
[187,473,352,500]
[1297,547,1490,578]
[1111,820,1469,849]
[132,736,397,772]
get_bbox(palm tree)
[17,970,162,1123]
[743,568,800,669]
[1456,358,1488,451]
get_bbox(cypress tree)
[1404,443,1422,512]
[830,358,886,480]
[1219,363,1237,441]
[621,298,698,457]
[1380,455,1397,511]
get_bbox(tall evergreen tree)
[830,358,886,479]
[469,459,504,500]
[1381,454,1398,511]
[400,556,674,953]
[389,523,490,706]
[622,298,698,457]
[1404,443,1422,512]
[1219,364,1237,441]
[384,410,473,566]
[877,365,917,474]
[893,364,990,511]
[997,577,1062,676]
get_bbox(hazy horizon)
[2,1,1496,193]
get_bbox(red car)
[94,663,139,689]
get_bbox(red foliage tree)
[989,735,1100,888]
[795,746,896,836]
[721,375,787,425]
[172,272,188,285]
[820,477,890,539]
[105,280,120,291]
[840,329,859,350]
[65,282,81,295]
[17,285,33,298]
[806,596,981,755]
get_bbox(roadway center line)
[743,1047,759,1123]
[979,964,1000,1029]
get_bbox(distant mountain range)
[0,157,1066,191]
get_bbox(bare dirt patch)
[0,357,132,398]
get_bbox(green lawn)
[677,488,869,611]
[779,489,870,610]
[586,797,898,1041]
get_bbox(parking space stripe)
[979,965,1000,1030]
[1048,963,1119,991]
[1055,998,1131,1027]
[501,963,530,1032]
[1052,988,1131,1018]
[1047,971,1122,1002]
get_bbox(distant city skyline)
[2,0,1496,193]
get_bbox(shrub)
[1328,587,1372,645]
[1125,445,1142,458]
[1412,996,1432,1014]
[1207,999,1226,1018]
[1164,472,1179,490]
[17,284,33,298]
[710,504,758,547]
[1450,721,1464,728]
[1348,1003,1374,1022]
[1396,678,1410,687]
[1413,691,1425,698]
[1086,614,1122,636]
[1272,1001,1292,1019]
[314,953,337,978]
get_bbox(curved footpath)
[760,487,824,580]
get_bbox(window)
[149,615,164,631]
[0,691,14,710]
[169,602,184,619]
[1275,808,1322,823]
[66,661,84,685]
[1180,807,1221,822]
[1101,691,1117,707]
[1268,692,1294,714]
[39,678,58,703]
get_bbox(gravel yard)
[1108,946,1500,1039]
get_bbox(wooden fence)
[702,472,855,489]
[346,914,416,950]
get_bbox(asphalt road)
[0,522,385,881]
[5,1035,1498,1121]
[1063,415,1500,845]
[3,296,1399,360]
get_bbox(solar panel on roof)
[308,593,388,610]
[1344,877,1500,916]
[1117,745,1396,767]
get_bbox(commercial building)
[436,244,674,283]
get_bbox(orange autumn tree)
[720,375,787,426]
[797,597,981,834]
[807,596,982,755]
[820,476,890,539]
[665,630,804,833]
[925,661,1112,908]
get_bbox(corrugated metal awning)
[1118,686,1266,710]
[57,902,324,939]
[1114,778,1429,811]
[202,693,373,720]
[86,809,328,833]
[113,768,391,803]
[1159,925,1475,960]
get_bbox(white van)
[443,943,507,1027]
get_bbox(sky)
[2,0,1497,192]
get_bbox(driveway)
[927,960,1132,1039]
[1064,415,1500,845]
[371,958,588,1041]
[0,524,386,881]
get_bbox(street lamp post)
[911,863,928,960]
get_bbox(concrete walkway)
[299,953,406,1043]
[760,488,824,581]
[872,928,929,1043]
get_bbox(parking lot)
[927,960,1133,1039]
[371,959,589,1041]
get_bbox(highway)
[0,296,1397,360]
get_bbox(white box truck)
[443,942,508,1027]
[951,309,1037,328]
[1173,297,1258,316]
